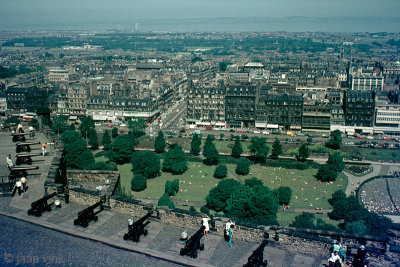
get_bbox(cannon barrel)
[10,166,39,171]
[180,226,205,258]
[78,200,103,216]
[16,153,42,158]
[123,211,153,242]
[244,240,268,267]
[16,142,41,146]
[132,211,153,227]
[11,133,31,136]
[31,192,57,208]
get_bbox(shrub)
[236,157,251,175]
[165,179,179,196]
[189,206,197,213]
[131,174,147,192]
[200,205,210,216]
[214,164,228,179]
[158,193,175,208]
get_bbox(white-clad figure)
[202,216,210,235]
[12,180,23,196]
[20,177,27,192]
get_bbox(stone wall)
[69,189,103,206]
[110,197,152,217]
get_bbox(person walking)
[41,142,48,156]
[202,216,210,235]
[12,180,23,196]
[29,125,35,138]
[20,177,28,192]
[228,224,234,247]
[6,154,13,170]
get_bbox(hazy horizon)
[1,0,400,32]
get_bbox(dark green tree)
[225,184,279,225]
[165,179,180,196]
[68,123,76,130]
[60,130,81,144]
[111,127,119,139]
[158,193,175,208]
[51,115,68,135]
[79,116,95,139]
[326,129,342,150]
[206,179,242,212]
[203,135,219,165]
[271,138,282,159]
[64,139,95,169]
[316,164,338,182]
[190,132,202,155]
[154,130,166,153]
[189,206,197,213]
[131,174,147,192]
[85,161,117,171]
[249,137,270,162]
[344,220,367,236]
[231,136,243,158]
[5,116,20,125]
[88,128,99,149]
[290,212,316,229]
[162,144,188,174]
[108,135,135,164]
[128,117,147,137]
[219,133,225,140]
[131,151,160,178]
[213,164,228,179]
[245,177,264,187]
[235,158,251,175]
[298,143,310,161]
[101,130,111,150]
[327,152,345,172]
[307,137,313,144]
[200,205,210,216]
[275,186,292,205]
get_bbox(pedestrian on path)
[41,142,48,156]
[12,180,23,196]
[6,154,13,170]
[20,177,28,192]
[228,224,234,247]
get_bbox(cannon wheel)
[180,249,185,256]
[27,209,33,216]
[123,233,129,240]
[94,216,98,221]
[16,158,22,166]
[144,229,148,236]
[200,244,204,251]
[74,219,79,225]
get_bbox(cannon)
[9,166,39,181]
[180,226,205,258]
[123,211,153,242]
[11,132,31,142]
[27,192,57,217]
[243,240,268,267]
[15,153,42,165]
[74,200,104,227]
[16,142,41,153]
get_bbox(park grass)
[284,144,352,158]
[95,154,348,210]
[358,148,400,161]
[226,164,348,210]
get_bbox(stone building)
[67,82,88,116]
[344,90,375,127]
[225,82,257,128]
[302,99,331,131]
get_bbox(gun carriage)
[123,211,152,242]
[16,142,41,153]
[243,240,268,267]
[15,153,42,165]
[74,200,104,227]
[180,226,205,258]
[27,192,57,217]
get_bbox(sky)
[0,0,399,31]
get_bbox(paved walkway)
[0,131,327,267]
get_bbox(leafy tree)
[213,164,228,179]
[241,134,248,140]
[298,144,310,161]
[225,184,279,225]
[64,139,95,169]
[128,117,147,137]
[190,132,202,155]
[108,136,135,164]
[68,123,76,130]
[88,128,99,149]
[154,131,166,153]
[316,164,338,182]
[51,115,68,135]
[236,158,251,175]
[327,152,344,172]
[206,179,242,212]
[85,161,117,171]
[275,186,292,205]
[245,177,264,187]
[307,137,313,144]
[29,118,39,128]
[5,116,20,125]
[131,174,147,192]
[162,144,188,175]
[203,135,219,165]
[79,116,95,139]
[101,130,111,150]
[158,193,175,208]
[231,136,243,158]
[111,127,119,139]
[290,212,316,229]
[189,206,197,213]
[200,205,210,216]
[326,129,342,149]
[131,151,160,178]
[249,137,270,163]
[344,220,367,236]
[271,138,282,159]
[60,130,81,144]
[165,179,179,196]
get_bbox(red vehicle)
[205,125,213,130]
[383,137,390,140]
[108,124,113,128]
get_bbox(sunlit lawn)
[96,155,347,210]
[226,164,347,210]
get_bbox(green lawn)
[284,144,352,158]
[226,164,347,210]
[358,148,400,161]
[96,155,348,210]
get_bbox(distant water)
[2,16,400,33]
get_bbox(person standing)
[6,154,13,170]
[29,125,35,137]
[64,185,70,204]
[20,177,28,192]
[328,251,342,267]
[228,224,234,247]
[225,220,235,241]
[12,180,23,196]
[202,216,210,235]
[41,142,48,156]
[17,123,23,133]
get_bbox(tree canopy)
[107,134,137,164]
[203,135,219,165]
[128,118,147,137]
[327,152,344,172]
[315,164,338,182]
[60,130,81,144]
[154,130,166,153]
[232,136,243,158]
[158,193,175,208]
[101,129,111,150]
[206,179,242,212]
[88,128,99,149]
[131,151,160,179]
[51,115,68,135]
[271,138,283,159]
[190,132,202,155]
[131,174,147,192]
[162,144,188,175]
[64,139,95,169]
[214,164,228,179]
[326,129,342,150]
[249,137,270,163]
[235,157,251,175]
[298,143,310,161]
[79,116,95,138]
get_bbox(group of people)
[12,177,28,196]
[328,242,370,267]
[201,217,235,247]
